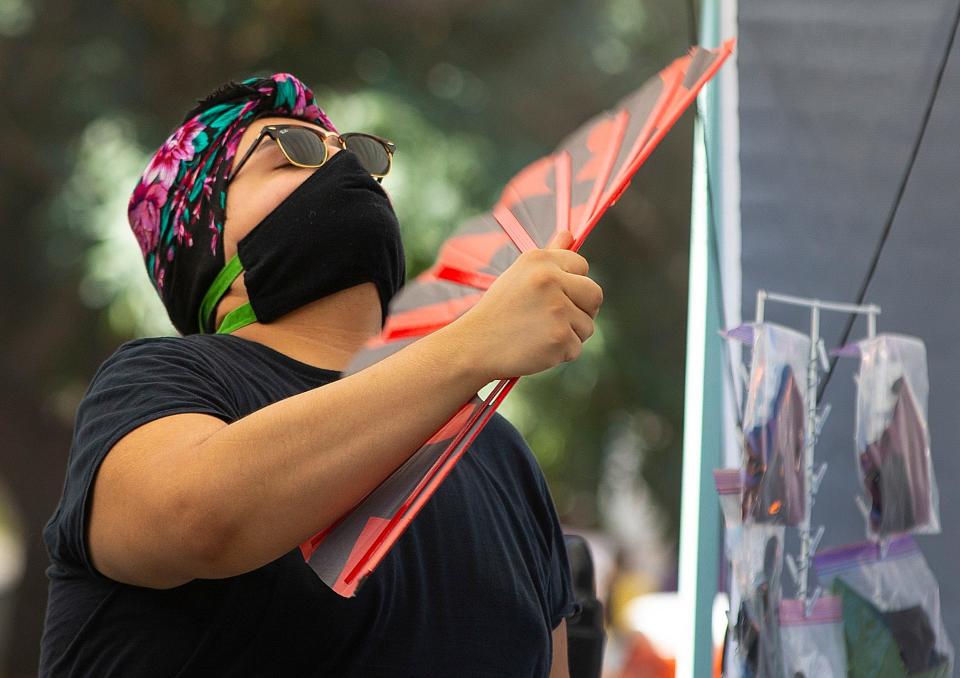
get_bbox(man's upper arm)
[42,338,236,587]
[87,412,227,588]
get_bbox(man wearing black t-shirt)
[40,74,602,676]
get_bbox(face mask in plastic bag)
[813,536,953,677]
[779,596,847,678]
[834,334,940,538]
[724,323,808,526]
[732,524,785,678]
[715,468,748,677]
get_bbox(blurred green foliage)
[0,1,697,672]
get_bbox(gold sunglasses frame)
[226,123,396,184]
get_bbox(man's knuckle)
[526,249,547,264]
[532,269,555,289]
[550,327,569,348]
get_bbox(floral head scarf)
[127,73,337,335]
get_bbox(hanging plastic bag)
[715,468,749,677]
[731,524,785,678]
[834,333,940,538]
[714,468,743,528]
[813,536,953,677]
[724,322,809,526]
[779,596,847,678]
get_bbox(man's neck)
[222,283,383,372]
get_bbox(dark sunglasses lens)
[343,134,391,175]
[277,127,327,165]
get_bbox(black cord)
[687,0,700,48]
[817,1,960,403]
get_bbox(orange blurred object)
[615,632,724,678]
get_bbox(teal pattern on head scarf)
[127,73,337,335]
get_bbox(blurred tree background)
[0,0,698,673]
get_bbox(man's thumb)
[546,229,574,250]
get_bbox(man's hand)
[449,229,603,382]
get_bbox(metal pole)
[676,2,726,674]
[757,290,879,318]
[798,303,820,602]
[761,291,880,317]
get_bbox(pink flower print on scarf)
[145,118,205,189]
[128,180,168,255]
[274,72,338,132]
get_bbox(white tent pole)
[676,0,733,675]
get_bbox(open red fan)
[301,41,735,597]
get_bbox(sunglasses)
[227,123,396,184]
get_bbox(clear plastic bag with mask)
[814,536,953,677]
[731,524,785,678]
[716,468,745,676]
[835,334,940,538]
[779,596,847,678]
[724,323,809,526]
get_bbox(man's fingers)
[546,229,574,250]
[535,230,588,275]
[567,303,595,344]
[543,230,585,272]
[542,249,589,276]
[559,273,603,318]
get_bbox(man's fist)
[450,229,603,382]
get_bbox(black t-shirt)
[40,333,579,677]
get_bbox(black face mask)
[198,150,406,334]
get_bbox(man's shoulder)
[77,335,245,412]
[106,333,224,360]
[94,334,234,378]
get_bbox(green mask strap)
[216,302,258,334]
[197,253,259,335]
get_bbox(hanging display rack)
[753,290,881,611]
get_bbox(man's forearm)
[91,239,595,588]
[173,322,489,580]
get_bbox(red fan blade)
[300,42,734,596]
